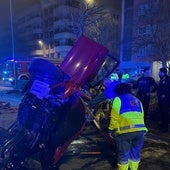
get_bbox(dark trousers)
[138,94,150,121]
[158,98,170,131]
[115,131,145,164]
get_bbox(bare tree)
[71,2,104,38]
[70,1,121,58]
[132,0,170,68]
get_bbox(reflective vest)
[109,94,148,135]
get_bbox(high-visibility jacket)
[109,94,148,135]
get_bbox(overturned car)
[0,35,119,170]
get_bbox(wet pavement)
[56,122,170,170]
[57,124,117,170]
[0,87,170,170]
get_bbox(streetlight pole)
[9,0,17,88]
[120,0,125,72]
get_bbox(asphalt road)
[0,80,170,170]
[0,80,23,106]
[0,80,13,89]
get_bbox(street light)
[38,40,46,57]
[85,0,94,5]
[38,40,51,58]
[38,40,43,46]
[9,0,17,88]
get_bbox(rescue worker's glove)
[108,130,115,139]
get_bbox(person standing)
[157,67,170,133]
[134,68,158,122]
[108,83,147,170]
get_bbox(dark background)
[0,0,39,27]
[0,0,120,28]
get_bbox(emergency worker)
[108,83,147,170]
[157,67,170,133]
[133,68,158,122]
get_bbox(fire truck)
[2,60,30,84]
[2,59,62,84]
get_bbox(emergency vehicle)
[2,59,62,84]
[2,60,30,84]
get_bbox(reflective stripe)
[114,124,146,131]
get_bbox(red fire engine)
[2,59,62,84]
[2,60,30,83]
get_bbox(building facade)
[0,0,121,65]
[120,0,170,80]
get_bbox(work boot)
[117,163,129,170]
[128,160,139,170]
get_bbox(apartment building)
[120,0,170,79]
[133,0,169,79]
[15,3,43,58]
[38,0,80,63]
[14,0,78,63]
[0,0,121,65]
[120,0,151,78]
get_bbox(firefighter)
[108,83,148,170]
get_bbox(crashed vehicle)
[0,35,119,170]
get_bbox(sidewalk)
[0,89,21,129]
[0,89,22,106]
